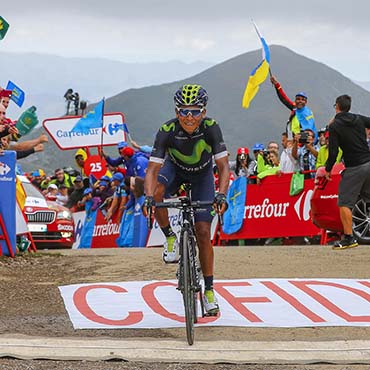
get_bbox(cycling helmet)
[237,147,249,155]
[117,141,128,149]
[252,143,265,151]
[174,84,208,108]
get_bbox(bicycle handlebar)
[146,199,224,228]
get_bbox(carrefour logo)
[0,161,13,181]
[294,190,313,221]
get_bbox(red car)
[19,176,75,248]
[311,163,370,244]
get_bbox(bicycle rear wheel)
[182,229,195,345]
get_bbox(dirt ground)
[0,245,369,370]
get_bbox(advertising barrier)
[219,173,320,242]
[0,151,16,256]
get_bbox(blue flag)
[6,81,25,107]
[71,99,104,133]
[223,177,247,234]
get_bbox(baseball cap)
[112,172,124,182]
[99,181,108,187]
[83,188,92,196]
[74,175,83,182]
[121,147,134,157]
[295,92,308,99]
[252,143,265,151]
[59,184,68,189]
[0,90,12,99]
[237,147,249,155]
[100,175,111,182]
[48,184,58,190]
[32,170,40,177]
[117,141,128,149]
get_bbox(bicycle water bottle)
[15,106,39,136]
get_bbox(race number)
[84,155,107,178]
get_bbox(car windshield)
[22,182,45,199]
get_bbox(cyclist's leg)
[156,159,183,262]
[191,167,219,314]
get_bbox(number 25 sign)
[84,155,108,178]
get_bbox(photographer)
[256,149,280,184]
[292,129,319,179]
[234,147,256,182]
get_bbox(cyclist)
[143,84,229,315]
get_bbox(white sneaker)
[163,235,179,263]
[203,289,220,316]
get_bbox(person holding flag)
[270,75,318,143]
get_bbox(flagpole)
[100,97,105,158]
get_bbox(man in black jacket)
[325,95,370,250]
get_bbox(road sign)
[84,155,107,178]
[43,113,126,150]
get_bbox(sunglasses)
[177,108,204,117]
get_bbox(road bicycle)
[147,184,222,345]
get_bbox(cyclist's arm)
[215,155,229,196]
[144,161,162,197]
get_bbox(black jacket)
[326,112,370,172]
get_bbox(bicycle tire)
[182,229,195,345]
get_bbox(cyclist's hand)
[213,193,228,215]
[142,195,156,217]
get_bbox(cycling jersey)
[150,117,228,173]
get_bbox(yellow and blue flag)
[0,16,10,40]
[71,99,104,133]
[242,23,270,109]
[6,81,25,107]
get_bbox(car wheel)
[352,199,370,244]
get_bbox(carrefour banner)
[0,151,16,256]
[219,173,319,241]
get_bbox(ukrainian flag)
[242,27,270,109]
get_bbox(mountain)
[353,80,370,92]
[0,52,212,121]
[18,45,370,173]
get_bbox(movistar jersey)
[150,117,228,173]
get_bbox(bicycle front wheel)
[182,229,195,345]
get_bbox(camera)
[299,131,309,144]
[239,153,246,161]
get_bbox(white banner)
[43,113,126,149]
[59,278,370,329]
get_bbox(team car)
[311,163,370,244]
[19,175,75,248]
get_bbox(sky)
[2,0,370,81]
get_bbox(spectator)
[316,130,343,169]
[1,134,44,159]
[234,147,256,181]
[74,148,88,177]
[56,184,69,206]
[0,89,12,109]
[257,149,280,184]
[105,172,127,223]
[42,168,75,191]
[292,129,319,179]
[279,132,299,174]
[120,146,148,177]
[78,188,101,213]
[45,184,58,199]
[31,170,43,189]
[318,127,327,147]
[267,141,279,152]
[0,104,18,139]
[325,94,370,250]
[94,180,114,203]
[66,175,85,210]
[102,141,128,168]
[270,75,318,143]
[130,139,153,156]
[252,142,268,175]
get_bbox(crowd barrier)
[218,173,320,243]
[72,172,320,248]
